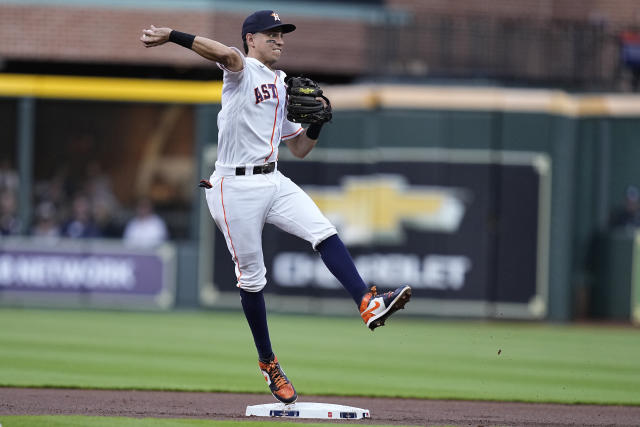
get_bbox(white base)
[245,402,371,419]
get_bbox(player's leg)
[205,175,270,291]
[316,234,410,328]
[265,173,367,304]
[316,235,368,304]
[267,172,411,329]
[205,176,271,356]
[240,288,296,404]
[239,289,272,360]
[204,175,296,403]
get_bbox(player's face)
[248,30,285,66]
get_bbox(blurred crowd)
[4,158,640,243]
[0,160,168,248]
[0,160,20,236]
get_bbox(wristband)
[169,30,195,49]
[306,123,324,140]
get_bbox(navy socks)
[239,289,274,361]
[241,234,366,360]
[317,234,369,305]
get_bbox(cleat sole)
[271,392,298,405]
[368,287,412,330]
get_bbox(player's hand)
[140,25,172,48]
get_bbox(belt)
[235,162,276,176]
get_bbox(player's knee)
[237,280,266,292]
[312,229,339,251]
[232,251,267,291]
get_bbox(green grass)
[0,308,639,405]
[0,416,405,427]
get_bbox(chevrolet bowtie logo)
[306,175,470,245]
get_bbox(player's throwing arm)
[141,25,243,72]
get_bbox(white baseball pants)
[205,168,337,292]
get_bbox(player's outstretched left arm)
[140,25,242,72]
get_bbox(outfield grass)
[0,308,639,405]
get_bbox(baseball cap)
[242,10,296,39]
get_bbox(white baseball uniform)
[205,47,337,292]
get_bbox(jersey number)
[254,84,278,104]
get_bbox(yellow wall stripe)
[324,85,640,117]
[0,74,222,103]
[2,74,640,116]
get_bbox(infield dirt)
[1,387,639,426]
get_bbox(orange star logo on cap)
[271,12,280,21]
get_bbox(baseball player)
[140,10,411,405]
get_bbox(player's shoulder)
[219,47,246,75]
[245,57,272,71]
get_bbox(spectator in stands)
[122,198,168,247]
[93,197,123,238]
[79,161,122,238]
[0,190,21,235]
[0,159,19,193]
[31,201,61,239]
[60,193,101,238]
[610,185,640,228]
[34,167,71,221]
[619,28,640,91]
[84,161,119,213]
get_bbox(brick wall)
[380,0,639,86]
[3,1,639,83]
[0,4,369,74]
[388,0,640,24]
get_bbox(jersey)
[215,47,303,167]
[205,47,336,292]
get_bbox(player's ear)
[246,33,255,50]
[243,35,249,54]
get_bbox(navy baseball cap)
[242,10,296,39]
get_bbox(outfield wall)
[195,85,640,321]
[2,75,640,321]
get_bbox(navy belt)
[236,162,276,176]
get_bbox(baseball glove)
[285,76,332,124]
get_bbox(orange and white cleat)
[359,285,411,330]
[258,355,297,404]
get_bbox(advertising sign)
[0,238,176,309]
[202,148,550,319]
